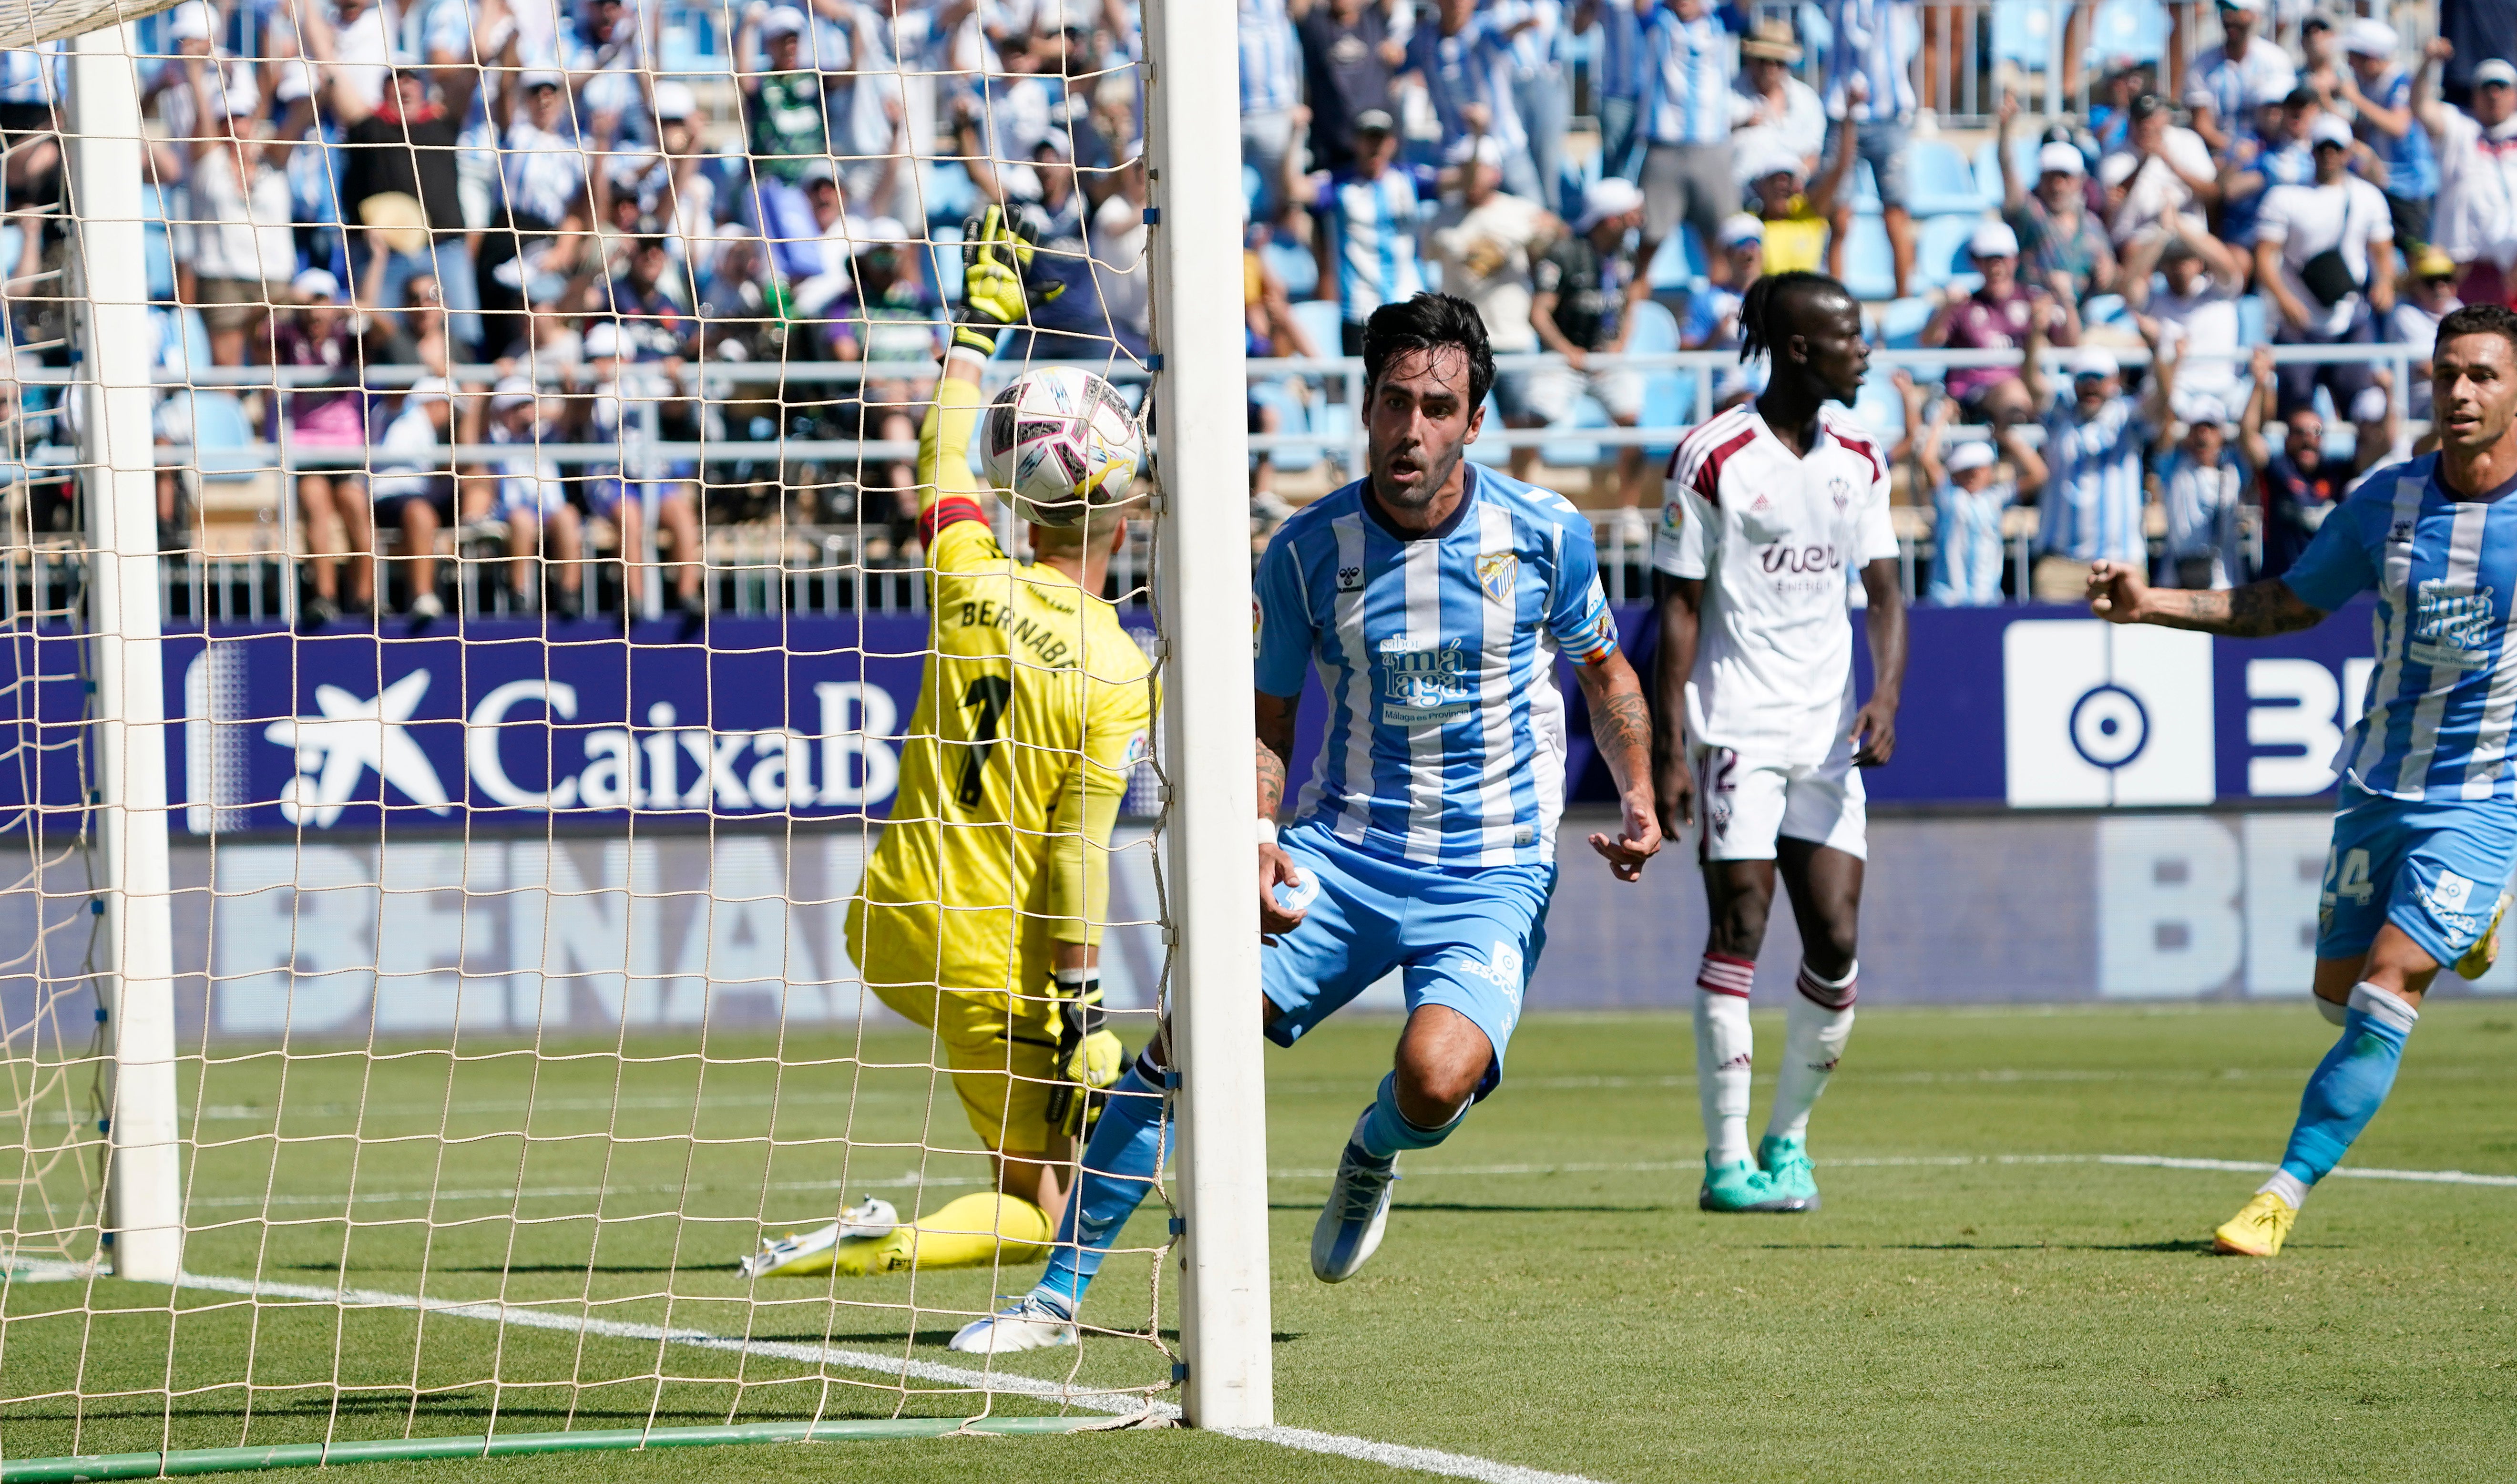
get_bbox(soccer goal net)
[0,0,1264,1469]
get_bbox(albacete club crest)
[1829,476,1852,510]
[1474,552,1518,604]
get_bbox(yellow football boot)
[2454,890,2513,981]
[2212,1191,2298,1257]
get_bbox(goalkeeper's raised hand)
[1043,967,1123,1138]
[952,204,1060,357]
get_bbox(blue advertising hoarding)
[0,598,2394,834]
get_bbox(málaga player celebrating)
[950,291,1664,1353]
[1654,270,1907,1214]
[2088,303,2517,1258]
[744,208,1153,1279]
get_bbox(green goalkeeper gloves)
[952,204,1062,357]
[1044,967,1123,1138]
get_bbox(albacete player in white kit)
[1652,270,1910,1213]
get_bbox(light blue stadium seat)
[928,222,963,304]
[1993,0,2054,71]
[1904,142,1988,217]
[144,182,175,303]
[1852,158,1881,212]
[170,391,263,480]
[2237,293,2268,347]
[1627,299,1692,456]
[2085,0,2167,66]
[1841,215,1897,300]
[1262,235,1318,301]
[1469,390,1510,466]
[1849,368,1906,442]
[1541,392,1608,470]
[1248,379,1316,473]
[1243,164,1265,221]
[1291,298,1346,363]
[1916,214,1981,290]
[1648,229,1707,290]
[2081,293,2129,328]
[920,162,980,228]
[1875,295,1934,348]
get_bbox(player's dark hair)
[2437,303,2517,356]
[1362,292,1496,409]
[1738,271,1852,367]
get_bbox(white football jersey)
[1653,403,1901,766]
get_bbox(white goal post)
[16,0,1276,1461]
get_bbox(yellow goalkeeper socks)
[829,1192,1054,1276]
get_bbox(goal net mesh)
[1,0,1180,1458]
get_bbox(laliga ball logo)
[982,366,1146,528]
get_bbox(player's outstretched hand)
[1587,792,1662,882]
[1850,695,1898,768]
[1258,840,1307,939]
[2088,558,2149,625]
[954,205,1042,343]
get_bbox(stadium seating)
[1903,140,1990,218]
[1840,215,1897,301]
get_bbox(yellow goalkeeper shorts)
[864,977,1061,1156]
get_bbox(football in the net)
[981,367,1146,527]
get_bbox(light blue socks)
[1354,1071,1464,1160]
[2269,982,2418,1204]
[1033,1063,1166,1314]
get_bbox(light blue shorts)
[2319,784,2517,966]
[1262,819,1555,1092]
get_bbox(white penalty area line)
[0,1261,1609,1484]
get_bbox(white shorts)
[1694,741,1868,862]
[496,472,569,519]
[1526,363,1645,425]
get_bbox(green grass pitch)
[7,1002,2517,1482]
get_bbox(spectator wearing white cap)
[2018,308,2169,600]
[1680,214,1768,409]
[171,57,293,368]
[2335,20,2436,250]
[275,268,378,626]
[1996,93,2116,305]
[740,3,833,277]
[1428,133,1563,474]
[2254,112,2395,420]
[578,320,705,615]
[1894,369,2042,607]
[1743,110,1860,276]
[481,376,582,615]
[483,35,593,344]
[2182,0,2294,158]
[1921,215,2077,427]
[1531,174,1652,541]
[2156,392,2247,591]
[2098,92,2220,249]
[369,377,457,623]
[2415,39,2517,310]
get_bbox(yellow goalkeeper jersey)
[846,377,1156,997]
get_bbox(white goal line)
[0,1259,1612,1484]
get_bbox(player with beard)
[951,292,1664,1352]
[2089,304,2517,1256]
[1652,270,1907,1213]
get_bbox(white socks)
[2257,1168,2310,1211]
[1766,961,1857,1145]
[1693,954,1757,1166]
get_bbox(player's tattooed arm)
[1574,652,1664,882]
[1254,690,1305,936]
[2088,562,2327,637]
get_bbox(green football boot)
[1698,1154,1810,1213]
[1757,1134,1821,1211]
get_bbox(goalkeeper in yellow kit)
[745,209,1155,1279]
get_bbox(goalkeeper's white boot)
[1310,1139,1397,1283]
[741,1196,900,1279]
[948,1293,1077,1354]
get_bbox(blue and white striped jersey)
[1320,166,1428,325]
[1823,0,1917,124]
[0,44,61,107]
[1642,9,1732,145]
[1488,0,1565,77]
[1409,18,1527,154]
[1589,0,1646,101]
[1238,0,1302,114]
[1929,477,2012,607]
[2284,456,2517,802]
[1253,465,1622,867]
[2037,395,2152,563]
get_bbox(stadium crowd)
[0,0,2503,617]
